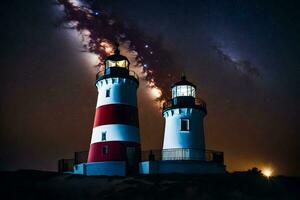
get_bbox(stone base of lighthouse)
[73,161,127,176]
[139,160,226,175]
[73,160,225,176]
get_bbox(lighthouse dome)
[171,75,196,98]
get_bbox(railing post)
[149,150,155,161]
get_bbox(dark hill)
[0,170,299,199]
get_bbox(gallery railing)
[163,98,207,113]
[74,150,89,165]
[58,159,74,173]
[58,148,224,172]
[96,69,139,80]
[58,150,89,172]
[141,148,224,164]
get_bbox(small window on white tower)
[106,89,111,97]
[101,132,106,141]
[181,119,189,131]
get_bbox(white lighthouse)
[162,75,206,160]
[140,75,225,174]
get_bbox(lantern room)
[171,75,196,99]
[104,47,130,75]
[162,75,206,113]
[96,45,139,85]
[171,75,196,98]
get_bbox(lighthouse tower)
[162,75,206,160]
[75,47,140,176]
[139,75,225,174]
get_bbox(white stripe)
[96,78,137,107]
[91,124,140,144]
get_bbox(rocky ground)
[0,170,299,200]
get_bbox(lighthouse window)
[101,132,106,141]
[192,87,196,97]
[106,60,128,68]
[172,85,195,98]
[181,119,189,131]
[172,88,176,98]
[116,60,128,68]
[102,145,109,155]
[106,89,111,97]
[106,60,116,67]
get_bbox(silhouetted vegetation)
[0,170,299,199]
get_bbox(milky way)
[57,0,182,102]
[212,45,261,79]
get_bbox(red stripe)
[87,141,141,162]
[93,104,139,127]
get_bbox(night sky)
[0,0,299,176]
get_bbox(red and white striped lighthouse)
[86,47,140,175]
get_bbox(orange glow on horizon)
[262,167,273,178]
